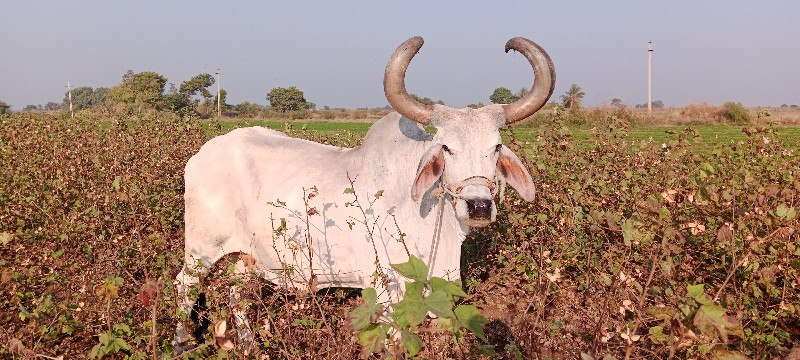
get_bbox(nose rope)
[424,175,506,278]
[432,175,507,203]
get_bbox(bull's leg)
[229,257,255,353]
[173,256,205,353]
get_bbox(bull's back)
[183,127,362,266]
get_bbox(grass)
[207,119,800,153]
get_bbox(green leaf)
[391,298,427,328]
[343,187,354,194]
[426,290,456,319]
[429,277,467,298]
[693,304,744,342]
[390,255,429,282]
[400,330,423,357]
[686,284,711,305]
[356,324,388,357]
[776,204,797,220]
[346,288,384,331]
[374,189,384,199]
[455,304,489,341]
[362,287,377,305]
[648,325,669,344]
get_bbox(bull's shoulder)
[361,112,432,147]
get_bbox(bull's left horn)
[503,37,556,124]
[384,36,433,125]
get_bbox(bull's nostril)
[466,199,493,220]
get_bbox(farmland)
[1,109,799,359]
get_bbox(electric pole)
[648,40,653,113]
[66,81,74,118]
[215,69,222,117]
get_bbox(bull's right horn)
[503,37,556,124]
[384,36,434,125]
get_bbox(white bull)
[174,36,555,348]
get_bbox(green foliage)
[347,255,489,357]
[107,70,168,109]
[64,86,109,110]
[409,93,444,106]
[267,86,309,112]
[232,101,265,116]
[560,83,585,108]
[0,99,10,114]
[179,73,215,99]
[2,110,799,358]
[467,102,485,109]
[721,101,751,124]
[213,88,228,113]
[489,87,516,104]
[90,324,132,358]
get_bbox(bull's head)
[384,36,555,228]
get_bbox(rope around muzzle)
[425,175,507,278]
[431,175,506,205]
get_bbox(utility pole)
[215,69,222,117]
[66,81,74,118]
[647,40,653,113]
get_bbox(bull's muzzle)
[466,198,493,220]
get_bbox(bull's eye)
[495,144,502,153]
[442,145,452,154]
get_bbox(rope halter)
[430,175,507,206]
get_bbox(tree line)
[0,70,323,117]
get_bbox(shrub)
[720,101,751,124]
[321,111,335,120]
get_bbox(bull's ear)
[497,145,535,201]
[411,145,445,202]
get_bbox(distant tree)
[306,101,317,110]
[180,73,215,101]
[490,87,515,104]
[651,100,664,109]
[0,100,9,114]
[792,104,799,108]
[107,70,167,109]
[780,104,788,108]
[64,86,108,110]
[323,105,330,110]
[44,102,62,111]
[467,102,485,109]
[23,104,42,111]
[233,101,265,116]
[611,98,624,108]
[721,102,750,124]
[266,86,308,112]
[213,88,229,112]
[409,94,442,106]
[514,87,528,99]
[560,84,585,109]
[164,91,191,115]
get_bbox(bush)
[321,111,335,120]
[720,101,751,124]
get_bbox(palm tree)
[560,84,585,109]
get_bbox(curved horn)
[384,36,433,125]
[503,37,556,124]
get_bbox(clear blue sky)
[2,1,799,110]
